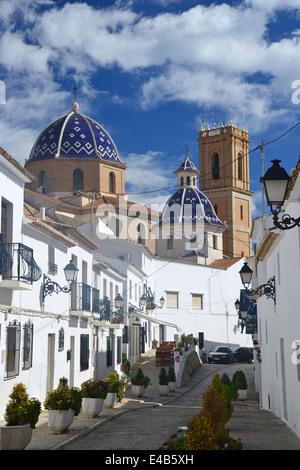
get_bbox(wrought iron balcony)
[1,242,42,287]
[70,283,124,323]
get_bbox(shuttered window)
[192,294,203,310]
[166,292,178,309]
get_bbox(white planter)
[238,389,247,401]
[0,423,33,450]
[168,381,176,392]
[48,409,75,433]
[82,398,104,417]
[104,392,117,408]
[131,385,147,397]
[159,384,169,396]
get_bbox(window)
[39,171,46,188]
[180,177,184,187]
[166,291,178,308]
[187,176,191,186]
[212,153,219,180]
[240,205,243,220]
[80,334,89,371]
[238,155,243,180]
[73,169,84,190]
[109,172,115,193]
[6,320,21,378]
[137,223,145,245]
[213,235,217,250]
[117,337,122,364]
[58,328,64,352]
[106,335,113,367]
[23,321,33,370]
[48,246,57,275]
[167,234,174,250]
[192,294,203,310]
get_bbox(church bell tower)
[197,121,253,258]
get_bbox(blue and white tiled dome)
[27,102,124,165]
[160,156,226,228]
[160,187,226,227]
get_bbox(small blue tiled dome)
[174,157,199,174]
[27,102,124,165]
[160,187,226,228]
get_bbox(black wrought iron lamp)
[234,297,248,332]
[129,286,165,316]
[262,159,300,230]
[43,259,79,301]
[139,285,165,310]
[239,262,276,304]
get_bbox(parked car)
[208,346,235,364]
[234,347,253,363]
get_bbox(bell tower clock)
[197,122,253,258]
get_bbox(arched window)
[212,153,219,180]
[39,171,46,188]
[73,169,84,190]
[180,177,184,187]
[238,155,243,180]
[109,172,115,193]
[137,223,145,245]
[186,176,191,186]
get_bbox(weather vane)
[182,144,192,158]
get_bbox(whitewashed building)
[0,146,125,419]
[251,157,300,438]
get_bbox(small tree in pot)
[167,367,177,392]
[131,368,151,397]
[159,368,169,396]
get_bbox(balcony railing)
[1,242,42,284]
[70,283,124,322]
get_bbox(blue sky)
[1,0,300,217]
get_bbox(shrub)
[159,368,169,385]
[131,368,151,388]
[211,373,233,421]
[4,383,41,429]
[168,366,176,382]
[104,371,128,402]
[81,379,109,399]
[44,377,82,416]
[185,387,229,450]
[232,370,248,390]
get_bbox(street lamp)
[43,260,79,301]
[115,293,124,309]
[239,262,276,304]
[262,159,300,230]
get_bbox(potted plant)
[44,377,82,433]
[104,371,128,407]
[232,370,248,401]
[159,368,169,396]
[152,339,158,349]
[167,366,177,392]
[131,368,151,397]
[81,377,109,418]
[0,383,41,450]
[122,353,130,374]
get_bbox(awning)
[130,310,180,331]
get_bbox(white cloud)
[124,150,178,206]
[1,0,300,162]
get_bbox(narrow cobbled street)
[26,349,300,452]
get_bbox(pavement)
[2,348,300,451]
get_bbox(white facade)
[251,164,300,438]
[0,151,125,420]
